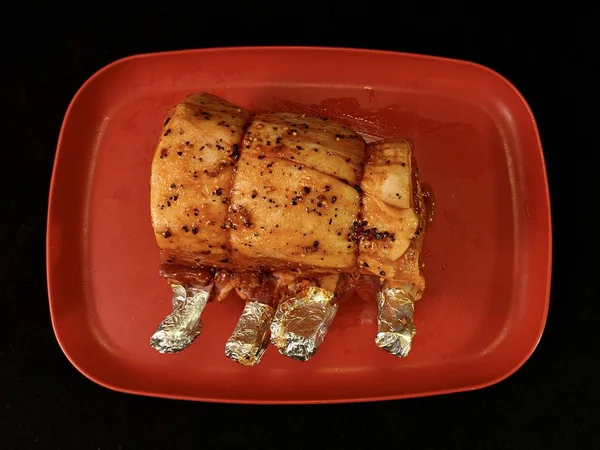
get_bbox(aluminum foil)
[224,301,275,366]
[375,286,416,357]
[270,287,338,362]
[150,283,212,354]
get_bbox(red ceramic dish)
[46,47,551,404]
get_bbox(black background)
[2,4,596,449]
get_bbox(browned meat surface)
[242,113,365,185]
[221,112,365,273]
[150,93,252,282]
[228,149,361,272]
[357,140,426,297]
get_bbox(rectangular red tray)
[47,47,551,404]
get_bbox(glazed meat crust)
[150,93,426,289]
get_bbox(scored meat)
[229,113,364,272]
[358,140,426,296]
[148,92,432,363]
[150,93,251,277]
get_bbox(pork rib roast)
[149,92,431,365]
